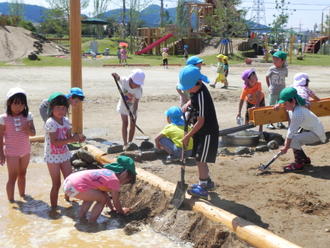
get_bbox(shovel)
[170,113,189,209]
[257,151,282,174]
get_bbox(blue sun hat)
[165,106,184,126]
[186,56,203,65]
[66,87,85,98]
[178,65,209,90]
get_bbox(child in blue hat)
[39,87,85,123]
[177,65,219,198]
[155,106,193,163]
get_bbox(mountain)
[0,2,47,23]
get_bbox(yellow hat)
[223,56,228,61]
[216,54,224,59]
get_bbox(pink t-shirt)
[64,169,120,193]
[0,113,33,157]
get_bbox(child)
[155,106,193,163]
[112,69,145,151]
[266,50,288,129]
[210,54,229,89]
[44,93,84,208]
[0,88,36,202]
[63,155,136,223]
[277,87,326,172]
[237,68,265,133]
[178,65,219,198]
[120,46,128,65]
[117,47,121,64]
[39,87,85,123]
[292,72,320,106]
[177,56,210,107]
[162,48,169,69]
[183,45,189,60]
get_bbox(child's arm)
[110,190,130,215]
[309,92,320,101]
[0,124,5,165]
[155,133,166,149]
[255,91,263,107]
[132,99,139,117]
[182,116,204,148]
[266,76,270,88]
[23,120,36,136]
[237,99,244,117]
[49,131,79,146]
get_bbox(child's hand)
[71,133,80,142]
[274,104,281,110]
[182,135,190,148]
[121,207,130,215]
[112,73,120,81]
[78,134,86,142]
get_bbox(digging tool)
[257,151,282,174]
[112,74,145,135]
[170,113,189,209]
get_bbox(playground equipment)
[305,36,329,53]
[135,33,174,55]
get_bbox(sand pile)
[0,25,67,62]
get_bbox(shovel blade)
[170,181,188,209]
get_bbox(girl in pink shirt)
[63,156,136,223]
[0,88,36,202]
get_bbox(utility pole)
[122,0,126,37]
[250,0,266,25]
[160,0,164,27]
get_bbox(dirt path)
[1,64,330,247]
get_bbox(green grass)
[288,54,330,66]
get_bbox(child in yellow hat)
[210,54,229,89]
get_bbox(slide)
[135,33,174,55]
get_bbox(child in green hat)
[277,87,326,172]
[266,51,288,129]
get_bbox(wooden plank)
[249,98,330,126]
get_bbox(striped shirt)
[287,106,326,142]
[0,113,33,156]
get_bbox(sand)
[0,63,330,247]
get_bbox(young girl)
[112,69,145,151]
[0,88,36,202]
[63,155,136,223]
[120,46,128,65]
[210,54,229,89]
[292,72,320,106]
[266,51,288,129]
[237,69,265,133]
[44,93,83,208]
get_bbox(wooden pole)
[70,0,83,134]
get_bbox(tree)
[46,0,89,18]
[92,0,111,17]
[9,0,24,25]
[38,8,68,37]
[176,0,189,37]
[204,0,247,37]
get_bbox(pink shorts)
[63,178,80,197]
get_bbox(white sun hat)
[6,87,26,99]
[293,73,309,87]
[129,69,145,85]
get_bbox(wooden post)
[289,34,295,64]
[70,0,83,134]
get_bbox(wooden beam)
[249,98,330,126]
[70,0,83,134]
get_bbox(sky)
[1,0,330,31]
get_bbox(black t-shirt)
[190,83,219,135]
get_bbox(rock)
[234,147,251,155]
[121,151,142,162]
[255,145,269,152]
[107,144,123,154]
[139,141,154,150]
[77,149,95,164]
[267,140,279,150]
[218,147,232,156]
[124,222,141,235]
[263,132,284,145]
[140,150,158,161]
[126,142,139,151]
[71,159,88,168]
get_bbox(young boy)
[266,50,288,129]
[155,106,193,163]
[277,87,326,172]
[112,69,145,151]
[39,87,85,123]
[178,65,219,198]
[210,54,228,89]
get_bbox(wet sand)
[0,64,330,247]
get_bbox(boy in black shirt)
[178,65,219,198]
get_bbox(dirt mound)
[0,26,67,62]
[120,181,250,248]
[198,37,248,56]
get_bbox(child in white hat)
[112,69,145,151]
[292,72,320,106]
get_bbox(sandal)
[283,163,304,172]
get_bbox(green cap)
[273,51,287,60]
[48,92,65,102]
[278,87,306,106]
[103,155,136,175]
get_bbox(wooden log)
[249,98,330,126]
[29,135,45,143]
[85,144,301,248]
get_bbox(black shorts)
[163,58,168,65]
[192,132,218,163]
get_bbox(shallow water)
[0,162,191,248]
